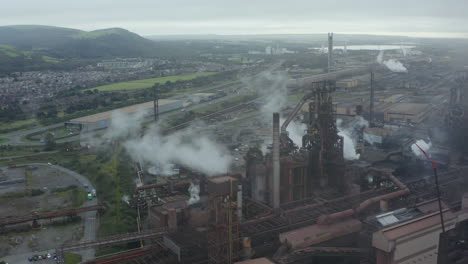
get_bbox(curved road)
[1,163,98,263]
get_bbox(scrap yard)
[2,33,468,264]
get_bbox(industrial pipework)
[317,168,410,224]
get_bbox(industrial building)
[384,103,431,124]
[7,35,466,264]
[65,99,182,132]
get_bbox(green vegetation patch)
[0,189,44,200]
[0,44,16,50]
[0,137,9,143]
[54,186,87,208]
[64,253,82,264]
[88,72,216,92]
[72,28,124,39]
[42,56,60,63]
[0,118,38,134]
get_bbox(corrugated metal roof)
[376,214,399,226]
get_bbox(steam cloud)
[286,120,306,147]
[337,117,369,160]
[187,182,200,205]
[97,110,232,176]
[243,68,290,154]
[411,139,432,157]
[242,69,289,116]
[377,51,408,73]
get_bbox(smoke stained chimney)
[328,33,334,73]
[272,112,280,208]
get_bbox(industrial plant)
[2,32,468,264]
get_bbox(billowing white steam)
[337,117,369,160]
[103,111,232,176]
[377,51,408,73]
[122,195,130,205]
[242,69,289,116]
[187,182,200,205]
[383,59,407,73]
[244,69,289,154]
[125,125,232,176]
[287,120,307,147]
[338,129,360,160]
[411,139,432,157]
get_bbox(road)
[1,163,98,264]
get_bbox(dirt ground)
[0,165,87,258]
[0,222,83,258]
[0,165,84,217]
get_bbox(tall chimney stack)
[328,32,334,73]
[369,71,375,127]
[272,112,280,209]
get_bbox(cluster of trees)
[0,103,27,122]
[36,105,58,119]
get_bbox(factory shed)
[372,208,458,264]
[384,103,431,124]
[65,99,182,132]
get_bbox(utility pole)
[415,143,447,264]
[153,84,159,122]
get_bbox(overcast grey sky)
[2,0,468,37]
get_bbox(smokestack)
[369,71,375,128]
[328,32,334,73]
[237,184,243,222]
[272,112,280,209]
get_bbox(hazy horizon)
[1,0,468,39]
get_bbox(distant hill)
[0,25,168,75]
[0,25,159,58]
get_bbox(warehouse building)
[384,103,431,124]
[65,99,182,132]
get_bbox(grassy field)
[0,137,9,143]
[64,253,82,264]
[0,118,39,134]
[87,72,216,92]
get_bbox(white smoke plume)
[95,111,232,176]
[187,182,200,205]
[376,50,384,64]
[383,59,408,73]
[124,124,232,176]
[243,68,289,154]
[338,128,360,160]
[411,139,432,157]
[337,116,369,160]
[242,69,289,116]
[286,120,306,147]
[377,51,408,73]
[122,195,130,205]
[80,109,149,148]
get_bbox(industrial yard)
[1,31,468,264]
